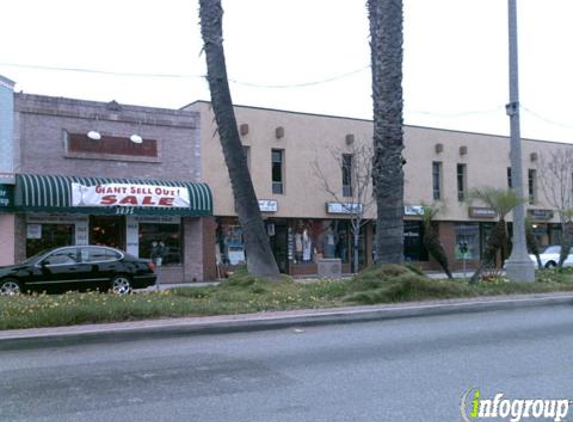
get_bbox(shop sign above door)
[0,184,14,210]
[469,207,497,219]
[528,209,554,221]
[404,205,425,216]
[259,199,278,213]
[326,202,364,214]
[72,183,191,208]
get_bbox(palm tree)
[468,187,526,283]
[199,0,280,278]
[419,203,453,279]
[368,0,405,265]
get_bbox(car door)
[564,250,573,267]
[28,247,82,291]
[79,247,123,289]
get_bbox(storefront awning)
[14,174,213,217]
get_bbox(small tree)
[538,150,573,268]
[312,142,375,273]
[417,202,453,279]
[467,187,525,283]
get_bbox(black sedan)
[0,245,156,296]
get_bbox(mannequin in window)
[302,228,312,262]
[337,232,347,262]
[295,229,303,262]
[324,226,336,258]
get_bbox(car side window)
[43,249,79,266]
[81,247,120,263]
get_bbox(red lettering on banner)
[158,197,175,206]
[119,196,138,205]
[95,185,104,194]
[142,196,156,205]
[100,195,117,205]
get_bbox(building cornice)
[0,74,16,90]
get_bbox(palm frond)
[467,187,526,219]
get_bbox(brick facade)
[9,93,211,281]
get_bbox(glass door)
[90,216,125,250]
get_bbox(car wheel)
[110,275,132,295]
[0,278,22,296]
[545,261,557,269]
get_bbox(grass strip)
[2,265,573,330]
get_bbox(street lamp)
[504,0,535,282]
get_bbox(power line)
[521,105,573,130]
[4,62,572,128]
[407,106,504,118]
[229,65,370,88]
[0,62,200,79]
[0,62,371,88]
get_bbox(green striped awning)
[15,174,212,217]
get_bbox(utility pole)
[504,0,535,282]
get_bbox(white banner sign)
[259,199,278,213]
[72,183,191,208]
[404,205,425,216]
[326,202,364,214]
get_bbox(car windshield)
[19,249,52,265]
[543,245,561,254]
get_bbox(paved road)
[2,305,573,422]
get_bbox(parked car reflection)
[531,245,573,268]
[0,245,156,296]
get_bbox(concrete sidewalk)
[2,291,572,350]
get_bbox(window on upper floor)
[272,149,284,194]
[528,169,537,204]
[432,161,442,201]
[457,163,467,202]
[243,146,251,172]
[342,153,353,197]
[67,132,158,158]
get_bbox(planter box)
[317,258,342,279]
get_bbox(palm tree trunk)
[422,223,453,279]
[368,0,405,265]
[199,0,280,278]
[470,220,507,283]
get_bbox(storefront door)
[269,222,289,273]
[90,216,125,249]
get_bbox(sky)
[1,0,573,143]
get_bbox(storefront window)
[90,216,125,249]
[290,220,351,263]
[455,223,480,260]
[216,219,245,265]
[549,224,562,246]
[139,223,182,265]
[26,224,75,257]
[404,221,429,262]
[371,221,428,262]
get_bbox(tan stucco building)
[2,84,571,280]
[186,101,573,276]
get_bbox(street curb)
[2,293,573,350]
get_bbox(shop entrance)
[90,216,125,249]
[268,221,289,273]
